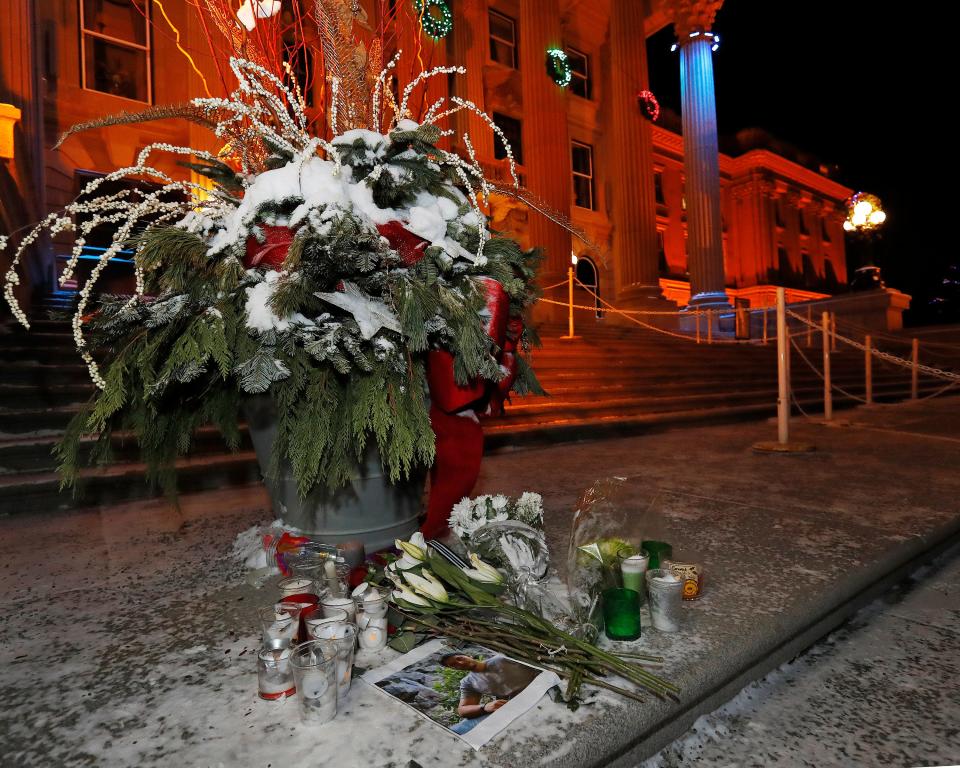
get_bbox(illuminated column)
[610,0,662,306]
[519,0,571,289]
[449,0,493,158]
[671,1,729,308]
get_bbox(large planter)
[244,396,425,552]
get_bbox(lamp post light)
[844,191,887,291]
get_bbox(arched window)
[575,256,602,318]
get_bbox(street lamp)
[844,191,887,291]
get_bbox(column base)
[685,290,732,311]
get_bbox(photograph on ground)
[362,638,561,749]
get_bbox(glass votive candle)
[646,568,683,632]
[320,595,357,623]
[259,603,299,649]
[279,576,317,598]
[305,608,349,640]
[258,646,296,700]
[641,541,673,570]
[357,614,389,651]
[313,622,358,700]
[321,558,350,598]
[289,640,338,724]
[619,550,650,600]
[602,587,642,641]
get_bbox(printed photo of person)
[363,639,561,749]
[438,652,539,735]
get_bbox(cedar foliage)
[58,124,543,498]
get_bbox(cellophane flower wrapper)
[467,521,553,614]
[564,477,647,638]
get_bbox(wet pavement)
[1,396,959,767]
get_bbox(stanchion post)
[865,334,873,405]
[911,338,919,399]
[806,305,812,348]
[560,266,579,340]
[822,311,832,421]
[776,287,790,444]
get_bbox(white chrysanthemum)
[491,494,509,511]
[449,496,485,538]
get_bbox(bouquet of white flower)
[449,492,544,540]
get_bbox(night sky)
[646,1,951,325]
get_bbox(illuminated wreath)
[414,0,452,39]
[637,89,660,122]
[546,48,572,88]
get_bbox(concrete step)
[0,450,263,515]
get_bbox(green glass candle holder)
[641,540,673,570]
[602,587,641,641]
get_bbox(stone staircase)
[0,295,948,514]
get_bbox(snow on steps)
[0,307,938,515]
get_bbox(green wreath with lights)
[414,0,453,39]
[546,48,572,88]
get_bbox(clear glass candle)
[259,603,300,649]
[313,622,357,700]
[646,568,683,632]
[305,608,349,641]
[258,646,296,700]
[289,640,338,724]
[619,550,650,598]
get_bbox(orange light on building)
[0,103,21,160]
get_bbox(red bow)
[244,225,296,270]
[422,277,523,539]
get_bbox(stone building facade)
[0,0,863,319]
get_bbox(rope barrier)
[786,308,960,383]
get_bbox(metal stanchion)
[754,288,814,453]
[822,311,832,422]
[911,338,919,399]
[865,334,873,405]
[560,265,580,340]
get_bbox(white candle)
[358,618,387,650]
[279,577,314,597]
[298,672,337,723]
[648,571,683,632]
[258,648,295,699]
[321,596,356,622]
[620,553,649,594]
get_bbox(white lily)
[236,0,282,32]
[392,586,431,607]
[402,569,449,603]
[394,531,428,569]
[462,553,504,584]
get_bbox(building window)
[654,171,665,205]
[493,113,523,165]
[566,48,591,99]
[571,141,595,210]
[799,210,810,235]
[802,252,816,288]
[778,246,791,281]
[489,11,517,69]
[775,199,785,228]
[657,230,667,274]
[821,218,831,242]
[80,0,151,102]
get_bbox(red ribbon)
[423,276,523,538]
[244,225,296,270]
